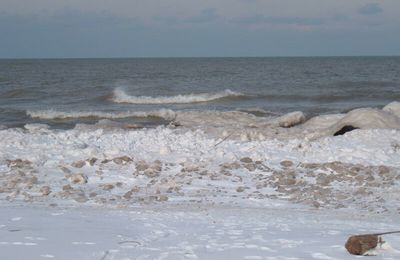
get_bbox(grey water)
[0,57,399,128]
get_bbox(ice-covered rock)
[68,174,88,184]
[24,123,50,133]
[135,160,149,171]
[329,108,400,135]
[383,101,400,118]
[302,114,345,130]
[277,111,306,128]
[71,161,86,168]
[113,156,133,165]
[40,186,51,196]
[101,184,115,191]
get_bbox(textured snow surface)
[0,125,400,212]
[0,204,399,260]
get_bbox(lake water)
[1,57,399,128]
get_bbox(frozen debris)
[62,184,73,191]
[236,187,245,192]
[40,186,51,196]
[6,159,32,169]
[240,157,253,164]
[73,192,88,203]
[280,160,294,168]
[135,160,149,171]
[86,158,97,166]
[101,184,115,191]
[155,195,168,202]
[60,166,71,174]
[71,161,86,168]
[68,174,88,184]
[113,156,133,165]
[144,169,160,178]
[135,160,162,178]
[123,191,133,200]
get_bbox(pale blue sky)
[0,0,399,58]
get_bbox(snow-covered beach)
[1,203,399,260]
[1,102,400,259]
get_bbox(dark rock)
[280,160,294,168]
[334,125,359,136]
[345,235,380,255]
[240,157,253,164]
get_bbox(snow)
[1,203,399,260]
[1,104,400,258]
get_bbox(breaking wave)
[112,88,245,104]
[26,109,176,121]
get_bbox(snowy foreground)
[1,203,400,260]
[1,104,400,259]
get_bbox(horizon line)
[1,54,400,60]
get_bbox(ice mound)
[301,102,400,138]
[276,111,305,128]
[24,123,50,133]
[383,101,400,118]
[301,114,346,130]
[325,108,400,136]
[172,103,400,141]
[27,109,176,121]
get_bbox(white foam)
[112,88,244,104]
[26,109,176,121]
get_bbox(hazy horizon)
[1,0,399,58]
[1,55,400,60]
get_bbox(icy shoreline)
[0,123,399,213]
[1,103,400,258]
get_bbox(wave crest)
[26,109,176,121]
[112,88,244,104]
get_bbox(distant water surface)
[0,57,399,128]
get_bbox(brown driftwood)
[345,231,400,255]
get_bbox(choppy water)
[0,57,399,128]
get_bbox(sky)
[0,0,399,58]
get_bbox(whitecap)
[111,88,244,104]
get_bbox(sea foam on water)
[111,87,244,104]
